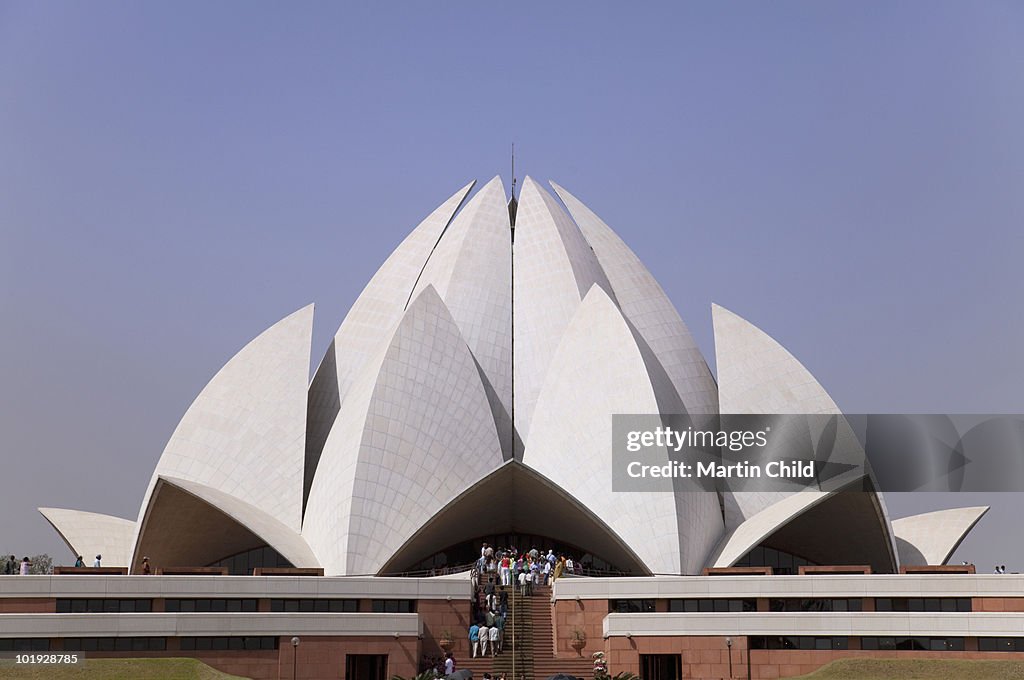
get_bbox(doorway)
[640,654,682,680]
[345,653,388,680]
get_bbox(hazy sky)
[2,2,1022,569]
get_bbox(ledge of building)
[52,567,128,576]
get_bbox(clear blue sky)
[1,2,1022,568]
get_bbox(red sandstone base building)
[5,563,1024,680]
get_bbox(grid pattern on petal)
[411,177,514,458]
[150,305,313,535]
[523,288,724,575]
[512,177,615,444]
[303,288,503,575]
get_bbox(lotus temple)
[3,177,1019,680]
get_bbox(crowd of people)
[467,544,581,660]
[418,544,585,675]
[472,543,578,594]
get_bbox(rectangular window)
[770,598,863,612]
[0,639,51,652]
[874,597,968,612]
[270,598,356,612]
[167,598,256,612]
[56,598,154,613]
[930,639,951,651]
[861,637,896,650]
[979,638,1017,652]
[371,599,416,613]
[608,599,655,614]
[677,598,762,613]
[331,599,359,612]
[180,637,278,651]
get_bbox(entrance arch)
[378,461,650,575]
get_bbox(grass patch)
[790,658,1024,679]
[0,658,251,680]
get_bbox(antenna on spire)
[508,142,518,229]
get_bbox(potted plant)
[437,629,453,651]
[571,628,587,655]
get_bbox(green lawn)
[790,658,1024,680]
[0,658,250,680]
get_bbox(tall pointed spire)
[508,143,518,228]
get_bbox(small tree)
[30,554,53,575]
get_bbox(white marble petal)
[38,508,135,567]
[410,177,514,458]
[304,181,476,496]
[713,305,880,514]
[893,506,989,566]
[512,176,615,444]
[706,491,832,568]
[154,476,319,568]
[157,304,311,527]
[130,304,314,569]
[551,181,718,415]
[304,286,504,575]
[524,286,723,575]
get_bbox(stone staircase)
[530,585,592,680]
[459,579,516,679]
[460,580,592,680]
[499,583,534,680]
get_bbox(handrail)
[380,561,478,578]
